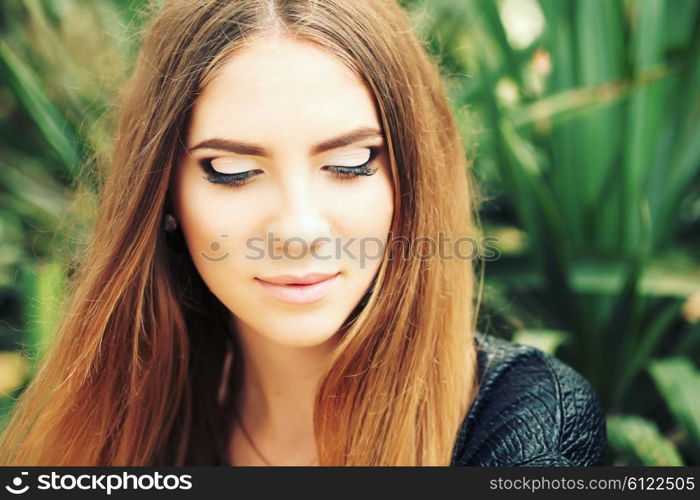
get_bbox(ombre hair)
[0,0,484,465]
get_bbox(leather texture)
[450,332,607,466]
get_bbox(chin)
[227,294,355,349]
[250,309,347,347]
[262,326,341,349]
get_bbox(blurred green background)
[0,0,698,466]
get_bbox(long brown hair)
[0,0,483,465]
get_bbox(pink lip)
[256,272,341,304]
[257,272,339,285]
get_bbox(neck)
[231,317,339,458]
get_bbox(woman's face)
[171,36,394,348]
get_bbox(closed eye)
[198,146,381,189]
[198,160,262,188]
[323,146,381,181]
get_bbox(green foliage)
[0,0,147,420]
[403,0,700,465]
[607,415,684,466]
[649,357,700,463]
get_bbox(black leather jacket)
[450,333,607,466]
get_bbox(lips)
[257,272,340,286]
[255,272,341,304]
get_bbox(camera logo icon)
[201,234,230,262]
[5,471,29,494]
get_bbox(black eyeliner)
[199,144,381,187]
[329,146,381,177]
[199,159,255,185]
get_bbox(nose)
[266,177,332,260]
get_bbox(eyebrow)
[187,126,383,158]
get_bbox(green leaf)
[512,329,569,355]
[18,260,66,362]
[648,357,700,462]
[607,415,685,466]
[0,40,80,176]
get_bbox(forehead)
[187,37,380,147]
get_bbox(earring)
[164,213,178,232]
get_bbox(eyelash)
[199,146,381,189]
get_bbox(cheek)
[324,168,394,272]
[171,166,258,273]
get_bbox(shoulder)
[451,333,607,466]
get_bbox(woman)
[0,0,606,466]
